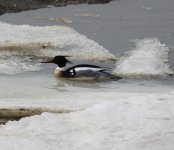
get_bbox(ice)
[0,56,41,74]
[0,22,114,61]
[113,38,173,77]
[0,22,115,74]
[0,91,174,150]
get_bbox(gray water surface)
[0,0,174,99]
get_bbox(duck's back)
[62,64,115,80]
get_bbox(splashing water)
[112,38,173,78]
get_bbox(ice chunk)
[0,22,115,74]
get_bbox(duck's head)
[41,55,72,67]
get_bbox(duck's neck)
[54,67,65,77]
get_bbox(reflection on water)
[0,69,174,101]
[41,77,112,92]
[39,73,174,94]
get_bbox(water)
[0,0,174,149]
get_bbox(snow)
[0,22,114,61]
[0,91,174,150]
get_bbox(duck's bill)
[41,59,53,63]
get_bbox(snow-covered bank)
[0,91,174,150]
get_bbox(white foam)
[113,38,173,77]
[0,90,174,150]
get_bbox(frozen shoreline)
[0,0,111,15]
[1,90,174,150]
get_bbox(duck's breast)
[54,67,64,77]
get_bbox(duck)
[41,55,121,81]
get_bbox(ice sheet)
[0,91,174,150]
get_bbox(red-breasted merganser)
[41,55,121,80]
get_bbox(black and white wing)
[64,64,111,79]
